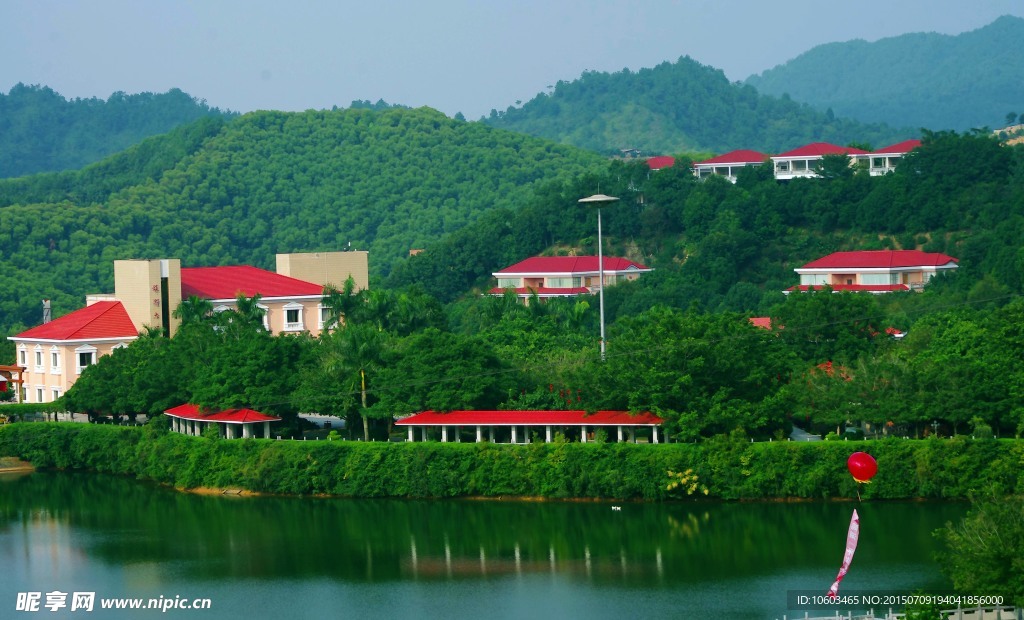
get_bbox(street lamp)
[578,193,620,360]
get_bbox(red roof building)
[165,403,281,439]
[771,142,870,180]
[868,139,922,176]
[646,155,676,171]
[181,266,324,300]
[491,256,652,302]
[14,301,138,342]
[693,149,769,183]
[395,410,665,444]
[789,250,958,294]
[9,301,139,405]
[9,251,369,406]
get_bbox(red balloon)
[847,452,878,483]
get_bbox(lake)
[0,471,966,619]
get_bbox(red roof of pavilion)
[748,317,772,330]
[798,250,958,270]
[181,265,323,300]
[774,143,869,158]
[495,256,651,275]
[695,149,770,166]
[646,155,676,170]
[13,301,138,340]
[395,410,663,427]
[164,403,281,423]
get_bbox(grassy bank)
[1,422,1021,500]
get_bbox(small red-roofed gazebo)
[165,403,281,439]
[394,410,665,444]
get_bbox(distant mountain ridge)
[745,16,1024,131]
[0,84,236,178]
[482,56,906,156]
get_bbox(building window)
[546,277,582,288]
[52,388,61,402]
[50,347,61,375]
[18,347,27,367]
[34,346,44,372]
[36,387,44,403]
[283,303,304,331]
[75,346,97,375]
[319,305,334,330]
[497,278,519,288]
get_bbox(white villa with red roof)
[490,256,653,302]
[8,251,368,404]
[868,139,921,176]
[693,149,769,183]
[771,142,870,180]
[788,250,958,294]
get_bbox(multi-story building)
[8,251,368,404]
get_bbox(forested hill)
[0,85,236,178]
[745,16,1024,131]
[0,107,604,337]
[481,56,905,156]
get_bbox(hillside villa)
[787,249,958,294]
[648,139,921,183]
[693,149,770,182]
[489,255,653,303]
[771,143,871,180]
[8,251,368,404]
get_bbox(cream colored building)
[12,301,138,404]
[9,251,369,404]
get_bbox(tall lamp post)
[578,193,620,360]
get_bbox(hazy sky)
[3,1,1022,119]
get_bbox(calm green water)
[0,472,966,619]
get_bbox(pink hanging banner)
[827,509,860,598]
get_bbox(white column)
[455,426,461,443]
[629,427,635,443]
[652,427,659,444]
[408,427,414,442]
[545,425,552,443]
[263,421,270,438]
[421,427,428,441]
[476,425,482,442]
[243,424,252,438]
[442,426,448,442]
[511,426,517,444]
[581,425,587,443]
[617,425,623,442]
[489,426,495,443]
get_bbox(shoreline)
[0,457,35,473]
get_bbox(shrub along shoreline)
[0,422,1021,501]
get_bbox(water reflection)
[0,472,967,618]
[0,472,963,582]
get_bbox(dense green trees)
[937,498,1024,604]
